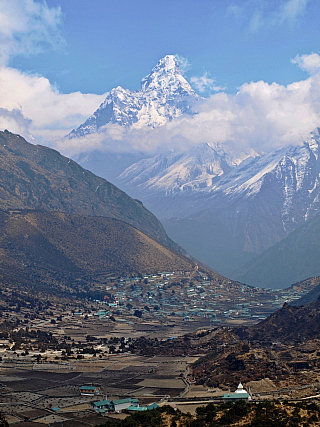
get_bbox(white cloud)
[2,50,320,160]
[226,4,244,18]
[58,58,320,157]
[0,0,106,145]
[229,0,310,32]
[0,66,107,143]
[278,0,309,24]
[0,0,64,66]
[249,10,263,32]
[291,52,320,74]
[174,55,191,75]
[0,107,31,136]
[190,72,225,93]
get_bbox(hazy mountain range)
[68,55,320,288]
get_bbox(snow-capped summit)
[68,55,199,138]
[140,55,194,95]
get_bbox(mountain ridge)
[232,210,320,288]
[68,55,199,138]
[65,54,320,279]
[0,130,182,254]
[0,209,198,286]
[161,130,320,275]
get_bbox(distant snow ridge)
[68,55,199,138]
[118,128,320,233]
[67,53,320,259]
[119,142,257,195]
[213,129,320,231]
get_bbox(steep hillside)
[290,277,320,306]
[0,130,180,252]
[232,212,320,289]
[0,209,197,285]
[244,300,320,344]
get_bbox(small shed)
[127,403,158,413]
[147,403,159,410]
[92,398,139,413]
[127,406,147,412]
[80,385,100,395]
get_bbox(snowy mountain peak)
[118,142,255,196]
[158,55,179,70]
[144,55,180,82]
[140,55,194,95]
[68,55,199,138]
[305,127,320,158]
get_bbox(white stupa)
[222,382,251,402]
[234,383,248,394]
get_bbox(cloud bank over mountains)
[61,55,320,157]
[0,0,320,157]
[0,67,106,142]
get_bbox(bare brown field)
[56,403,90,412]
[3,415,21,424]
[137,378,184,388]
[33,414,70,424]
[1,354,190,426]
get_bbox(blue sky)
[8,0,320,95]
[1,0,320,155]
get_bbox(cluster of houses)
[80,381,252,415]
[70,270,309,327]
[91,398,158,413]
[80,386,158,414]
[86,272,308,324]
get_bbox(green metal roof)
[222,393,250,399]
[92,400,111,407]
[147,403,159,410]
[113,398,139,405]
[80,385,98,390]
